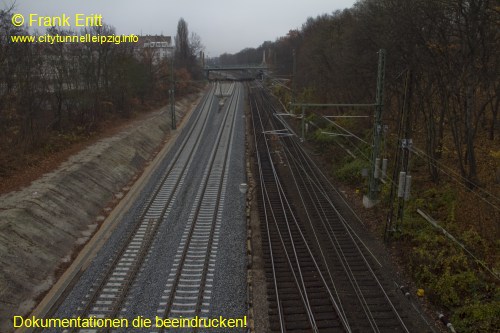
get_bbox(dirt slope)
[0,92,203,332]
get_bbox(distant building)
[135,35,173,63]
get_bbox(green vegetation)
[393,185,499,333]
[453,301,500,333]
[398,214,499,333]
[334,157,369,185]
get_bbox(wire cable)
[410,146,500,212]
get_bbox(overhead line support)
[367,49,386,204]
[288,49,387,208]
[169,48,176,130]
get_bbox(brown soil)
[0,103,166,196]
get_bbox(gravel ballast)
[0,92,204,332]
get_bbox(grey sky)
[10,0,357,56]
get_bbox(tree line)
[219,0,499,188]
[219,2,499,331]
[0,9,203,177]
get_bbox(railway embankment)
[0,91,204,331]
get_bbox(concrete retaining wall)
[0,93,202,330]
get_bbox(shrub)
[453,301,500,333]
[333,158,369,185]
[399,216,497,332]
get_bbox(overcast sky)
[9,0,357,56]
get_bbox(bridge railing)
[204,64,268,71]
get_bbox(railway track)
[250,84,424,332]
[250,87,348,333]
[154,83,241,327]
[282,138,411,332]
[58,82,240,332]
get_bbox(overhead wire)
[258,88,352,332]
[409,146,500,212]
[323,116,371,145]
[260,81,436,332]
[252,89,320,332]
[283,134,411,333]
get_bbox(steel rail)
[289,140,410,332]
[250,95,284,333]
[290,142,409,332]
[194,83,240,316]
[252,94,319,332]
[69,85,219,332]
[276,127,378,331]
[284,144,380,332]
[281,110,411,332]
[261,90,353,331]
[261,85,413,332]
[251,86,350,332]
[289,135,386,266]
[157,83,241,329]
[267,93,376,328]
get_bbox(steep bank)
[0,90,204,330]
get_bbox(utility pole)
[367,49,386,205]
[289,50,386,207]
[385,69,413,240]
[292,49,296,105]
[170,51,176,130]
[301,105,305,141]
